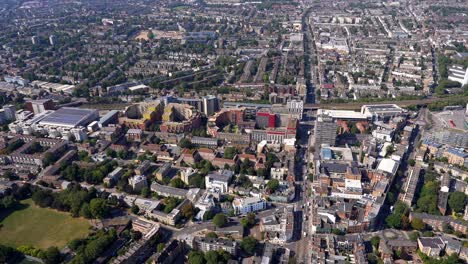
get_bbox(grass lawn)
[0,199,91,249]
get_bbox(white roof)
[345,179,362,189]
[283,138,296,146]
[317,109,370,120]
[377,158,399,175]
[128,84,149,91]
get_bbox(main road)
[289,6,319,264]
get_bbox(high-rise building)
[31,36,39,45]
[314,113,337,147]
[49,35,57,46]
[25,99,55,114]
[202,95,219,116]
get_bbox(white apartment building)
[448,65,468,86]
[232,197,266,215]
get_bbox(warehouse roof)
[39,107,98,128]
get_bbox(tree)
[89,198,109,219]
[223,147,238,159]
[206,232,218,238]
[203,210,215,221]
[240,158,251,174]
[448,192,466,213]
[370,236,380,250]
[408,159,416,166]
[422,231,434,237]
[181,202,195,219]
[188,250,205,264]
[266,179,280,192]
[332,228,345,235]
[1,195,17,209]
[205,250,219,264]
[43,152,57,166]
[0,244,23,263]
[411,217,425,231]
[131,204,140,214]
[385,201,409,229]
[44,247,62,264]
[141,187,151,198]
[170,178,186,189]
[385,145,395,156]
[79,203,92,218]
[179,138,193,149]
[213,213,228,228]
[241,213,256,228]
[106,148,116,158]
[157,243,165,253]
[240,236,257,255]
[218,249,231,262]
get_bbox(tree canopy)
[448,192,466,213]
[213,213,228,228]
[240,236,257,255]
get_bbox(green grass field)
[0,199,90,249]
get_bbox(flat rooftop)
[435,109,468,132]
[39,107,97,128]
[362,104,405,113]
[317,109,370,120]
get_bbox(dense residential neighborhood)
[0,0,467,264]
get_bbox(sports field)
[0,199,90,249]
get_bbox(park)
[0,199,90,250]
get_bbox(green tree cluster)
[240,213,256,228]
[69,229,117,264]
[416,180,440,215]
[31,184,109,219]
[188,249,232,264]
[213,213,228,228]
[448,192,466,213]
[386,201,409,229]
[240,236,257,255]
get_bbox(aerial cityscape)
[0,0,467,263]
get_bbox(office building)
[314,113,337,147]
[202,95,219,116]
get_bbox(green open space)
[0,199,90,249]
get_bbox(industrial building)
[361,104,406,121]
[8,107,98,141]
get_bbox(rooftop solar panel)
[39,107,97,128]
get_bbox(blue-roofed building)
[39,107,99,128]
[321,148,332,160]
[421,139,442,155]
[443,148,468,167]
